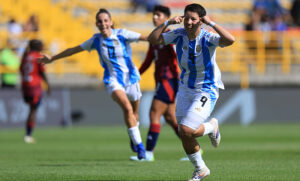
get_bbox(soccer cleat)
[24,136,35,144]
[145,151,154,161]
[208,118,221,147]
[129,155,140,161]
[130,139,138,152]
[137,143,146,160]
[189,167,210,181]
[130,151,155,162]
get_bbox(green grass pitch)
[0,123,299,181]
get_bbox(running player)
[131,5,180,161]
[20,39,51,143]
[148,3,235,180]
[39,9,147,160]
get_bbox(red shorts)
[22,84,42,106]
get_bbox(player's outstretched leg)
[180,124,210,181]
[111,90,146,160]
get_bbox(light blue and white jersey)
[162,28,224,92]
[80,29,141,87]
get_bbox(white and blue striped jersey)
[80,29,141,87]
[162,28,224,91]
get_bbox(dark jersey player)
[20,39,50,143]
[131,5,181,161]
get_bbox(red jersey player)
[20,39,50,143]
[131,5,182,161]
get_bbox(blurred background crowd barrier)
[1,88,300,128]
[0,89,71,127]
[0,0,299,127]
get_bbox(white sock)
[128,126,142,145]
[187,150,206,171]
[202,122,214,136]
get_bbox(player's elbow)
[225,36,235,46]
[148,36,162,45]
[228,36,235,45]
[221,37,235,47]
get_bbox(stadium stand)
[0,0,299,89]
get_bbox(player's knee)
[191,130,200,138]
[164,112,174,123]
[134,112,139,121]
[179,124,194,139]
[149,108,156,116]
[150,109,161,122]
[149,106,158,115]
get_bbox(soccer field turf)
[0,123,299,181]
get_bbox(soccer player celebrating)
[148,3,235,181]
[20,39,51,143]
[39,9,147,160]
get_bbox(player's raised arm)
[201,15,235,47]
[38,45,84,64]
[148,15,184,45]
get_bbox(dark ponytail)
[96,8,111,20]
[95,8,114,29]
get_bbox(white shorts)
[105,81,142,102]
[176,85,219,130]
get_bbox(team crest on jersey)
[195,107,201,112]
[196,45,201,52]
[113,40,119,45]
